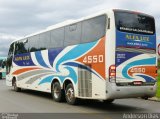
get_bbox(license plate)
[133,81,142,85]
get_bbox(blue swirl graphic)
[63,62,102,79]
[35,51,49,68]
[38,66,77,85]
[136,75,156,82]
[38,40,99,85]
[55,41,97,72]
[39,75,54,85]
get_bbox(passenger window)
[81,15,106,43]
[64,22,81,46]
[50,27,64,48]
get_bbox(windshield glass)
[114,10,155,35]
[114,10,156,53]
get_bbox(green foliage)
[156,70,160,98]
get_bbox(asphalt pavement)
[0,79,160,119]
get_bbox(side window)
[28,35,39,52]
[23,39,29,53]
[14,40,28,55]
[8,43,14,57]
[64,22,81,46]
[50,27,64,48]
[81,15,106,43]
[7,43,14,73]
[39,32,50,50]
[14,42,20,55]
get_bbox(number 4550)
[83,55,104,63]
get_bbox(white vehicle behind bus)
[0,57,6,79]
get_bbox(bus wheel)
[141,96,148,100]
[52,82,64,102]
[13,80,21,92]
[103,99,114,104]
[65,83,78,105]
[0,73,2,79]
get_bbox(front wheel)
[0,73,2,79]
[65,83,78,105]
[13,80,21,92]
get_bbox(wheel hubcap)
[66,88,74,102]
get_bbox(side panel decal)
[13,36,106,86]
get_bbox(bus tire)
[13,79,21,92]
[0,73,2,79]
[51,82,64,102]
[65,83,78,105]
[103,99,114,104]
[141,96,148,100]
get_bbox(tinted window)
[64,23,81,46]
[39,32,50,50]
[8,43,14,57]
[28,35,40,52]
[12,15,107,54]
[23,39,29,53]
[81,15,106,43]
[7,43,14,74]
[114,11,155,35]
[50,27,64,48]
[14,41,27,55]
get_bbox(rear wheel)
[51,82,64,102]
[65,83,78,105]
[141,96,148,100]
[0,73,2,79]
[13,79,21,92]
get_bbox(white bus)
[6,9,157,104]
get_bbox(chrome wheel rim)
[66,88,74,102]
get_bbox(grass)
[156,70,160,98]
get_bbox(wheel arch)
[51,78,61,91]
[63,79,74,91]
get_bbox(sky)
[0,0,160,57]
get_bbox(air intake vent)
[78,65,92,97]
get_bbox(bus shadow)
[77,100,145,113]
[11,89,52,100]
[11,89,145,112]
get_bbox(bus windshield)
[114,10,156,52]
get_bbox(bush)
[156,71,160,98]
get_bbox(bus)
[0,57,6,79]
[6,9,157,104]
